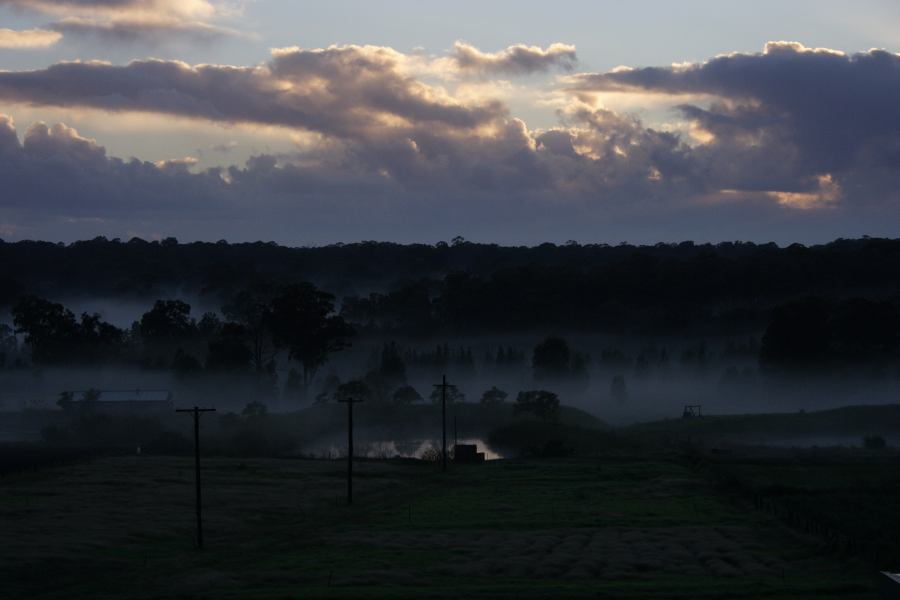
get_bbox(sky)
[0,0,898,245]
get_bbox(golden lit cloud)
[0,0,238,40]
[769,174,841,210]
[0,27,62,48]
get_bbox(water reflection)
[315,438,502,460]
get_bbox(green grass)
[624,403,900,443]
[0,453,879,599]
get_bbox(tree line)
[6,283,354,396]
[3,236,900,335]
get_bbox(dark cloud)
[1,41,899,243]
[0,47,505,141]
[451,42,577,76]
[570,42,900,175]
[0,111,705,243]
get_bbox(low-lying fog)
[2,331,899,449]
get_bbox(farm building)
[59,389,174,416]
[454,443,485,463]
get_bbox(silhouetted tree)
[361,370,394,404]
[335,379,371,403]
[57,390,74,410]
[392,385,422,406]
[12,296,125,364]
[77,312,126,362]
[140,300,195,341]
[267,283,355,397]
[7,237,900,336]
[0,323,13,367]
[172,349,201,378]
[429,384,465,404]
[284,368,303,400]
[760,298,832,371]
[206,323,252,371]
[379,341,407,387]
[571,352,590,386]
[610,375,628,403]
[12,295,80,363]
[532,336,571,380]
[513,390,560,422]
[314,373,341,404]
[197,312,223,338]
[863,435,887,450]
[480,386,508,404]
[223,284,278,373]
[830,298,900,360]
[241,400,267,417]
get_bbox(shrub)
[513,390,560,422]
[863,435,887,450]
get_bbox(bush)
[513,390,560,422]
[863,435,887,450]
[241,400,267,417]
[488,420,617,458]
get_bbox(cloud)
[0,0,237,41]
[450,41,577,76]
[0,47,501,130]
[567,42,900,204]
[0,27,61,48]
[568,42,900,167]
[0,109,698,239]
[0,111,894,245]
[1,41,899,244]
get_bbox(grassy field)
[624,404,900,446]
[701,450,900,570]
[0,451,879,599]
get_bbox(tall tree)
[268,283,355,397]
[223,284,278,373]
[11,296,124,364]
[206,322,252,371]
[480,386,508,404]
[759,298,830,371]
[513,390,561,422]
[532,336,571,380]
[140,300,196,341]
[12,295,80,364]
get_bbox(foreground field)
[0,453,877,599]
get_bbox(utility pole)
[175,406,216,549]
[337,396,364,504]
[433,374,450,472]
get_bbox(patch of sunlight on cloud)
[0,28,62,49]
[769,174,841,210]
[1,104,303,172]
[711,175,841,210]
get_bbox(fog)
[2,326,899,451]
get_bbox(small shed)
[454,443,485,464]
[61,389,174,416]
[682,404,703,418]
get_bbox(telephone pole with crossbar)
[433,375,451,472]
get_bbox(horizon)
[1,234,897,249]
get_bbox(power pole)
[433,374,450,472]
[175,406,216,549]
[337,396,364,504]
